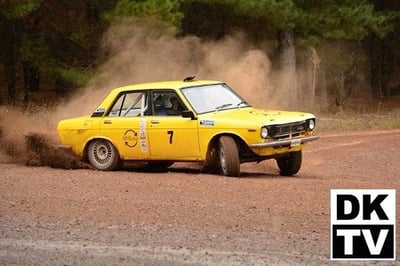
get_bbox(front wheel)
[276,150,302,176]
[87,139,121,171]
[217,136,240,177]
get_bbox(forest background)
[1,0,399,115]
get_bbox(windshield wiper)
[236,101,247,108]
[215,103,232,112]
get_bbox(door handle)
[104,120,112,124]
[151,120,160,124]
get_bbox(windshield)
[181,83,250,114]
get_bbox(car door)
[147,90,201,160]
[100,91,151,159]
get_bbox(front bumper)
[249,135,319,148]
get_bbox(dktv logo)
[331,189,396,260]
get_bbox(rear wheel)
[217,136,240,177]
[276,150,302,176]
[88,139,121,171]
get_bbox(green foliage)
[233,0,300,30]
[55,67,93,91]
[105,0,183,26]
[309,1,397,40]
[0,0,42,19]
[201,0,397,43]
[19,34,49,67]
[0,0,399,105]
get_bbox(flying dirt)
[24,133,90,169]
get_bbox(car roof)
[112,80,222,93]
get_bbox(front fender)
[199,129,252,159]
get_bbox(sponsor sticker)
[140,119,147,152]
[123,129,138,148]
[200,120,215,126]
[290,139,301,147]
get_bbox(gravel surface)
[0,130,399,265]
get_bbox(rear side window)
[108,91,148,117]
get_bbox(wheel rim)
[219,143,227,175]
[92,140,113,166]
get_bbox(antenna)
[183,76,196,82]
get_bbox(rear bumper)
[249,135,319,148]
[57,144,72,151]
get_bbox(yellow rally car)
[57,78,318,177]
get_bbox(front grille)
[268,121,306,139]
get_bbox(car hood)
[199,107,315,126]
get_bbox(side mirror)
[181,110,197,120]
[91,107,105,117]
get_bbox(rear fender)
[82,136,121,161]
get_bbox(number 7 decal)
[167,130,174,144]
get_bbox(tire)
[87,139,121,171]
[276,150,302,176]
[217,136,240,177]
[202,143,218,174]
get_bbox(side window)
[108,91,148,117]
[152,91,185,116]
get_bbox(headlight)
[308,119,315,130]
[261,127,269,138]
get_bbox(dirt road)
[0,130,399,265]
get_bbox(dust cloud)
[60,24,275,118]
[0,23,278,167]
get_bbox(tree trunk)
[278,29,298,108]
[370,35,383,98]
[310,48,320,110]
[0,18,17,103]
[369,34,392,98]
[23,61,40,102]
[318,64,329,111]
[5,56,16,103]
